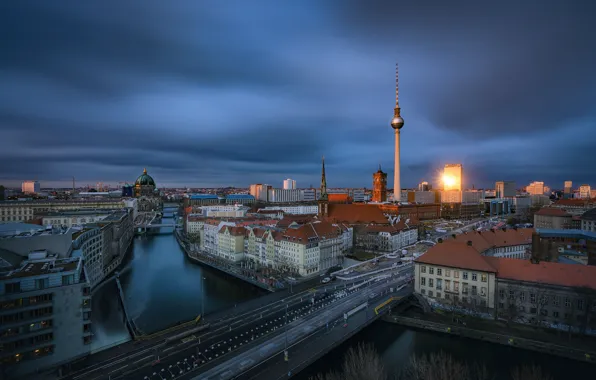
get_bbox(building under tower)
[372,165,387,202]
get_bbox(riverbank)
[385,311,596,363]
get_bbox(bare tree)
[529,288,550,326]
[577,286,596,335]
[397,351,492,380]
[510,364,553,380]
[310,343,386,380]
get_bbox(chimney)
[467,240,473,246]
[502,227,506,232]
[437,238,443,244]
[491,229,495,233]
[513,226,517,231]
[452,234,457,239]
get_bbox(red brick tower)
[372,165,387,202]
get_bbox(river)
[89,209,592,378]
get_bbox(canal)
[296,321,595,380]
[90,209,266,351]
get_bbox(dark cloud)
[0,1,595,189]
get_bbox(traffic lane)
[134,285,385,380]
[129,292,348,379]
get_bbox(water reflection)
[91,215,265,350]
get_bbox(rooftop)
[325,204,389,224]
[188,194,219,200]
[581,208,596,222]
[445,228,534,251]
[1,256,81,280]
[226,194,255,199]
[415,241,497,273]
[493,258,596,289]
[534,207,571,217]
[535,228,596,241]
[0,225,71,240]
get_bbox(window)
[553,311,559,318]
[481,274,487,282]
[420,277,426,286]
[463,272,468,280]
[463,297,468,303]
[436,292,441,298]
[428,291,433,297]
[445,280,451,291]
[437,268,442,276]
[420,266,426,273]
[499,302,504,309]
[577,299,584,311]
[462,284,469,294]
[445,269,450,277]
[472,286,477,296]
[436,279,443,290]
[530,307,537,314]
[530,293,536,303]
[565,297,571,308]
[429,267,434,275]
[499,289,505,298]
[5,282,20,293]
[481,287,487,297]
[540,309,548,316]
[454,270,459,278]
[472,273,477,281]
[509,290,514,300]
[553,296,560,307]
[429,279,434,287]
[62,275,75,286]
[35,278,49,290]
[445,293,450,300]
[421,289,426,294]
[520,292,526,302]
[540,295,548,305]
[454,282,459,292]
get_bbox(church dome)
[135,168,155,187]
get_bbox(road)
[98,266,412,380]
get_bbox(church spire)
[320,155,328,200]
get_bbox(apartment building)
[356,223,418,253]
[217,226,246,262]
[0,253,92,377]
[245,227,278,268]
[534,208,572,229]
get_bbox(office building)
[249,184,271,202]
[0,253,92,376]
[462,190,485,204]
[579,184,592,199]
[526,181,545,195]
[282,179,296,190]
[443,164,463,191]
[495,181,516,198]
[564,181,573,195]
[441,190,462,204]
[267,189,303,203]
[21,181,41,194]
[418,181,431,191]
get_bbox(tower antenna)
[395,62,399,107]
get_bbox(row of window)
[4,275,77,293]
[420,289,488,307]
[420,266,487,282]
[420,277,487,297]
[2,307,53,324]
[1,345,54,365]
[500,289,596,311]
[0,294,53,310]
[1,320,53,338]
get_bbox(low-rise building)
[261,205,318,215]
[551,199,596,216]
[39,210,114,227]
[0,253,92,377]
[0,199,130,224]
[532,228,596,266]
[414,240,596,334]
[581,209,596,233]
[356,221,418,253]
[184,194,220,206]
[534,208,572,229]
[217,226,246,262]
[225,194,255,205]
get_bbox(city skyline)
[1,2,596,189]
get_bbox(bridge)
[57,264,413,380]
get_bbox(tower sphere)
[391,116,404,130]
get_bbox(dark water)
[297,322,595,380]
[90,211,266,350]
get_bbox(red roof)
[493,258,596,289]
[446,228,534,251]
[325,204,388,224]
[276,214,317,229]
[278,221,341,245]
[534,208,571,217]
[415,241,497,273]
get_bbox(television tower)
[390,62,405,202]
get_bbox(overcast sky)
[1,1,595,190]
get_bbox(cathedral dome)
[135,168,155,187]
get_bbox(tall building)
[21,181,40,194]
[249,184,271,202]
[418,181,431,191]
[283,179,296,190]
[526,181,545,195]
[443,164,463,191]
[564,181,573,195]
[372,166,387,202]
[495,181,516,198]
[390,63,405,202]
[579,184,592,199]
[0,253,92,377]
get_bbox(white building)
[0,253,92,377]
[267,189,304,203]
[302,189,318,202]
[249,184,271,202]
[21,181,41,194]
[203,220,236,254]
[261,205,318,215]
[195,205,248,218]
[283,179,296,190]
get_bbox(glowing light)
[442,175,456,187]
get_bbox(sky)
[1,1,596,190]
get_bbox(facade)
[245,227,278,268]
[0,254,92,376]
[283,179,297,190]
[443,164,463,191]
[302,189,318,202]
[40,210,114,227]
[406,191,435,204]
[372,167,388,203]
[534,208,572,229]
[462,190,485,204]
[356,222,418,253]
[415,240,596,334]
[217,226,246,262]
[526,181,545,195]
[190,205,249,218]
[533,228,596,266]
[441,190,462,204]
[483,198,510,217]
[495,181,516,198]
[579,185,592,199]
[551,199,596,216]
[225,194,255,205]
[21,181,41,194]
[261,205,318,215]
[0,199,129,224]
[511,196,532,218]
[267,189,303,203]
[581,209,596,233]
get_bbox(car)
[321,277,331,284]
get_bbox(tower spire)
[395,62,399,108]
[320,155,328,199]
